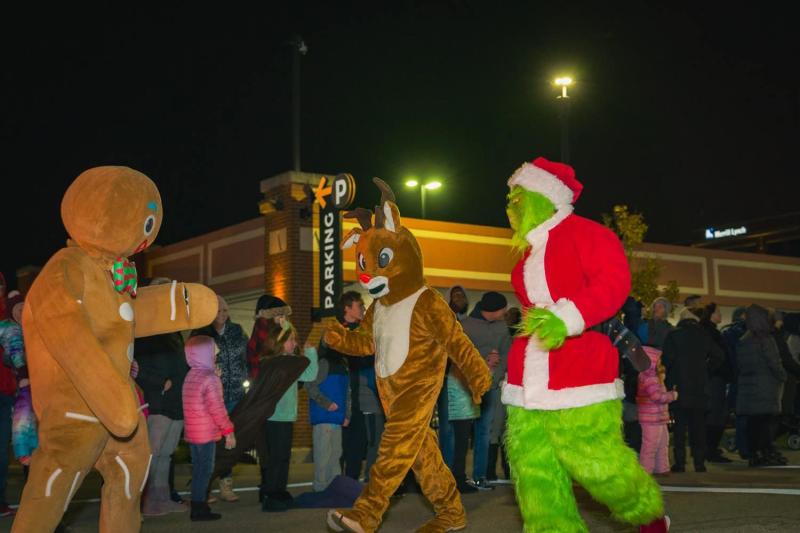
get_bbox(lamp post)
[554,76,574,164]
[405,179,442,219]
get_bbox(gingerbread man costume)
[13,166,217,532]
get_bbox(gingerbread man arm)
[132,281,218,338]
[26,254,140,437]
[323,304,375,356]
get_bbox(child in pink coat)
[183,335,236,521]
[637,346,678,475]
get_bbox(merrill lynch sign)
[315,174,356,319]
[705,226,747,240]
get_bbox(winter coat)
[307,356,351,425]
[269,346,319,422]
[461,315,511,390]
[661,318,725,409]
[504,211,630,411]
[191,320,248,408]
[636,347,677,425]
[182,336,234,444]
[134,332,188,419]
[785,333,800,416]
[735,332,787,415]
[699,319,733,382]
[447,366,480,421]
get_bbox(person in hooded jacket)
[735,305,787,467]
[661,307,724,472]
[722,307,749,458]
[134,279,190,516]
[698,303,734,463]
[436,285,469,468]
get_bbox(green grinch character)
[502,157,669,533]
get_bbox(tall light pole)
[288,35,308,171]
[554,76,574,164]
[405,179,442,219]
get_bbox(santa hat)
[507,157,584,206]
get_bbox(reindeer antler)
[373,177,396,229]
[344,208,373,230]
[373,177,396,204]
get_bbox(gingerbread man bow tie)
[112,257,138,297]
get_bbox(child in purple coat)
[637,346,678,474]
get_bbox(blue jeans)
[190,442,216,502]
[0,394,13,505]
[437,386,454,468]
[472,387,498,480]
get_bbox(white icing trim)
[46,468,63,497]
[64,471,81,511]
[548,298,585,336]
[372,286,427,378]
[65,412,100,423]
[169,280,177,321]
[383,203,396,232]
[508,162,574,207]
[115,455,132,500]
[140,454,153,493]
[501,337,624,410]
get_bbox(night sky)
[2,2,798,288]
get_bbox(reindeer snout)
[359,273,373,284]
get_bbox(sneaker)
[472,478,495,491]
[0,504,16,517]
[457,482,478,494]
[707,452,732,464]
[170,490,184,504]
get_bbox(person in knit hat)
[247,295,292,377]
[503,157,669,532]
[637,297,674,349]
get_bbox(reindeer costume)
[326,179,492,533]
[13,167,217,533]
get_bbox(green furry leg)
[506,406,587,533]
[549,400,664,525]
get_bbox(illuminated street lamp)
[405,179,442,219]
[554,75,574,163]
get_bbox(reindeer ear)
[341,228,361,250]
[382,201,401,233]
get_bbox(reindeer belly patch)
[373,287,427,378]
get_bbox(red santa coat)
[501,206,631,410]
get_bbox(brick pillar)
[260,171,329,449]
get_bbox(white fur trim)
[115,455,132,500]
[383,203,396,232]
[524,204,573,245]
[523,231,553,305]
[548,298,585,336]
[501,337,624,410]
[46,468,63,497]
[508,162,574,207]
[373,287,426,378]
[64,471,81,511]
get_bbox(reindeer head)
[342,178,424,305]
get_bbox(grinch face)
[506,186,556,251]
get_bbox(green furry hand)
[519,308,567,350]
